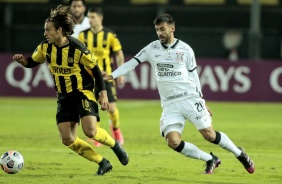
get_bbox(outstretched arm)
[104,58,140,81]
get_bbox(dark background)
[1,0,282,59]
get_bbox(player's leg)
[160,101,220,174]
[56,96,111,176]
[199,126,255,174]
[192,98,255,174]
[107,81,124,145]
[79,91,129,166]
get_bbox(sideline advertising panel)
[1,54,281,102]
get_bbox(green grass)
[0,98,282,184]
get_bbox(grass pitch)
[0,97,282,184]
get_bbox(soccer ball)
[0,150,24,174]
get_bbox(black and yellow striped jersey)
[78,27,122,75]
[31,36,97,94]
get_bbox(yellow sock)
[68,136,103,164]
[109,108,120,128]
[94,128,115,147]
[96,122,101,129]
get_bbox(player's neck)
[73,16,84,24]
[164,37,176,47]
[91,25,103,34]
[55,37,69,47]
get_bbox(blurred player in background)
[78,7,125,146]
[12,5,128,176]
[69,0,90,38]
[103,14,255,174]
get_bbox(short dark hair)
[69,0,86,6]
[154,14,175,25]
[88,7,103,16]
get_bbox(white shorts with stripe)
[160,97,212,137]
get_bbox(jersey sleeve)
[31,43,47,63]
[187,48,197,72]
[80,50,97,70]
[134,43,151,63]
[110,33,122,52]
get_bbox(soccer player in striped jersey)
[104,14,255,174]
[12,5,128,176]
[78,7,125,146]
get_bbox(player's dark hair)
[154,14,175,26]
[88,7,103,16]
[69,0,86,6]
[46,5,74,36]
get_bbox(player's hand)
[12,54,27,66]
[98,90,110,111]
[103,73,114,81]
[117,76,125,85]
[206,105,213,116]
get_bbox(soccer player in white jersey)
[69,0,90,38]
[103,14,255,174]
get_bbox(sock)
[215,131,242,157]
[96,122,100,129]
[68,136,103,163]
[93,127,116,147]
[109,108,120,129]
[174,141,212,161]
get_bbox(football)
[0,150,24,174]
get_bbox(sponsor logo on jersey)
[164,92,188,101]
[51,67,71,74]
[157,63,181,77]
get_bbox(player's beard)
[73,13,83,20]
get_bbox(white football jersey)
[72,17,90,38]
[112,38,202,107]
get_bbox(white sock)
[180,142,212,161]
[218,132,242,157]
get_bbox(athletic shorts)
[56,90,100,124]
[95,81,117,103]
[160,97,212,137]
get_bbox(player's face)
[70,1,86,19]
[88,12,103,27]
[155,22,175,44]
[44,22,61,45]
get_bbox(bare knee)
[166,132,182,149]
[84,129,96,138]
[61,137,75,146]
[199,128,216,143]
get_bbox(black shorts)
[95,81,117,103]
[56,90,100,124]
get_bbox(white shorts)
[160,97,212,137]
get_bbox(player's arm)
[91,65,109,111]
[13,54,40,68]
[114,50,125,85]
[104,57,140,81]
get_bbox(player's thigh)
[160,102,186,137]
[183,98,212,130]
